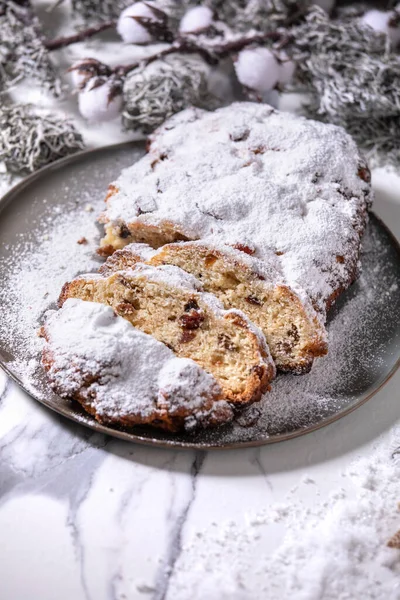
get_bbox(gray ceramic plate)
[0,143,399,449]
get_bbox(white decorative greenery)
[290,6,400,163]
[71,0,132,20]
[0,105,84,174]
[122,54,214,132]
[2,0,400,174]
[203,0,300,31]
[0,1,61,95]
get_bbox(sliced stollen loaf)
[99,242,327,374]
[41,298,233,431]
[59,263,275,405]
[98,102,372,318]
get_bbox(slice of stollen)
[59,263,275,406]
[41,298,233,432]
[99,242,327,374]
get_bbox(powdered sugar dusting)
[126,262,204,291]
[119,242,157,262]
[103,103,372,314]
[164,429,400,599]
[0,146,143,384]
[43,298,227,428]
[0,203,103,371]
[190,221,400,445]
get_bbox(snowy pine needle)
[289,7,400,165]
[0,105,85,174]
[291,7,400,120]
[122,54,218,133]
[71,0,132,21]
[204,0,303,31]
[0,1,61,95]
[345,115,400,168]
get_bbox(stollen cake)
[42,298,233,431]
[99,241,327,374]
[98,102,372,320]
[59,263,275,405]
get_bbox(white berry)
[180,6,213,34]
[235,48,280,93]
[117,2,158,44]
[361,9,400,46]
[78,80,123,123]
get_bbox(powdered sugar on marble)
[164,428,400,599]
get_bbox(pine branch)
[44,20,116,50]
[111,31,290,77]
[43,6,300,54]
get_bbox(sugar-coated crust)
[99,102,372,319]
[99,243,157,274]
[41,299,234,432]
[43,346,232,432]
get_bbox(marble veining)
[157,453,204,600]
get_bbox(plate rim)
[1,143,399,450]
[0,141,145,214]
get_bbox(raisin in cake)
[98,102,372,319]
[59,263,275,405]
[99,241,327,374]
[42,299,233,431]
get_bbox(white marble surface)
[1,3,400,598]
[0,355,399,599]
